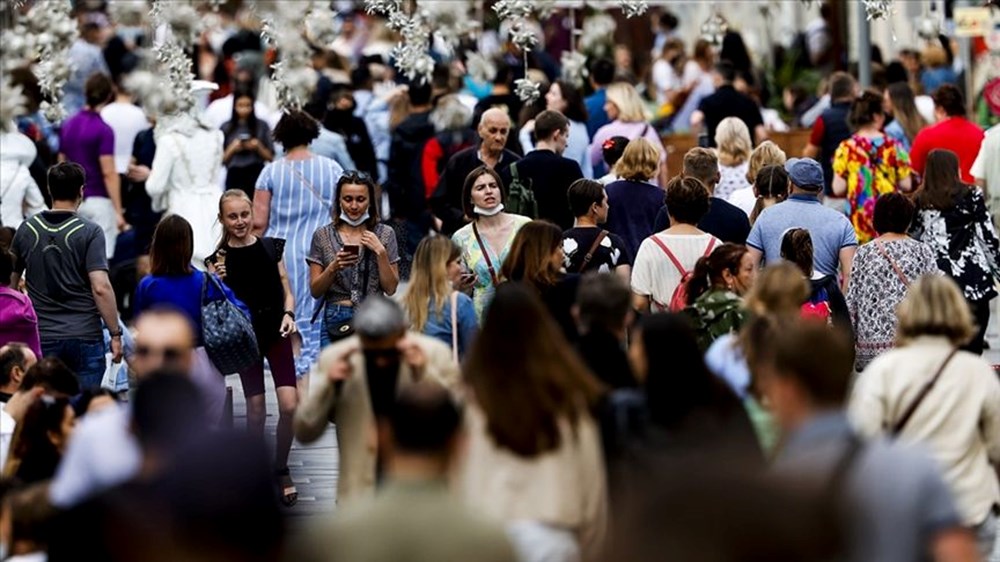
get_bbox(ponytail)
[685,256,712,305]
[685,243,749,305]
[780,228,814,277]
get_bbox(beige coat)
[294,332,459,505]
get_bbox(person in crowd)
[207,190,299,506]
[3,395,75,484]
[919,44,959,95]
[883,82,928,153]
[604,138,665,258]
[63,15,112,117]
[910,149,1000,355]
[0,126,44,230]
[520,80,592,178]
[100,76,149,187]
[562,178,631,281]
[401,236,478,360]
[632,176,719,313]
[308,171,400,347]
[10,66,59,176]
[451,166,532,320]
[910,85,985,184]
[123,118,160,282]
[472,63,523,150]
[972,124,999,228]
[653,147,751,244]
[764,320,980,562]
[0,252,40,358]
[588,83,669,186]
[221,87,275,197]
[780,228,850,329]
[574,273,635,390]
[459,282,606,560]
[301,383,517,562]
[584,58,615,137]
[849,275,1000,560]
[431,108,521,236]
[59,73,125,259]
[1,356,78,475]
[254,109,345,381]
[501,220,580,341]
[10,162,122,389]
[832,91,913,244]
[670,40,717,134]
[746,158,857,286]
[324,86,380,180]
[134,216,245,424]
[650,38,686,114]
[299,98,357,172]
[0,343,37,403]
[295,296,459,506]
[803,72,858,200]
[713,117,754,200]
[421,94,476,201]
[691,61,766,147]
[728,140,787,218]
[597,135,629,185]
[846,193,940,371]
[783,83,818,128]
[683,243,755,351]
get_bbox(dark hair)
[47,162,86,202]
[224,86,259,138]
[21,357,80,396]
[829,72,856,101]
[550,80,588,123]
[884,61,908,85]
[916,149,968,211]
[590,57,615,86]
[0,250,13,287]
[714,60,736,84]
[272,109,321,149]
[932,84,965,117]
[9,66,43,112]
[150,215,195,276]
[682,147,720,188]
[720,32,752,76]
[847,91,884,129]
[389,383,462,454]
[132,371,206,452]
[567,178,605,217]
[492,60,514,86]
[576,273,631,334]
[665,176,711,225]
[501,221,563,289]
[767,320,855,407]
[872,192,915,234]
[463,283,602,457]
[686,243,749,305]
[407,80,433,106]
[84,72,114,108]
[659,11,678,29]
[533,110,569,142]
[10,395,72,484]
[0,343,29,387]
[780,228,814,277]
[334,171,381,229]
[750,165,789,224]
[461,166,506,219]
[602,136,630,168]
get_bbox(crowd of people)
[1,1,1000,561]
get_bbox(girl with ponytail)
[683,243,755,351]
[748,165,789,225]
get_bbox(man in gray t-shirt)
[762,322,978,562]
[11,162,122,389]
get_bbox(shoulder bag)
[889,348,958,437]
[472,222,500,286]
[873,240,909,287]
[201,272,260,374]
[450,290,459,364]
[577,230,609,273]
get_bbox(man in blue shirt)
[584,58,615,138]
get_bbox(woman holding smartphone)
[307,171,400,347]
[221,87,274,198]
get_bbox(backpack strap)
[578,230,608,273]
[649,235,687,276]
[510,161,519,182]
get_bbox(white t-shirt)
[728,186,757,217]
[101,102,150,174]
[716,162,751,201]
[631,232,720,309]
[651,59,681,106]
[0,407,15,475]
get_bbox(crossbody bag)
[889,349,958,437]
[472,222,500,286]
[577,230,609,273]
[873,240,909,287]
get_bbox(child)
[598,136,630,185]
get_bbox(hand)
[279,314,297,338]
[117,213,130,232]
[228,139,245,152]
[330,250,360,272]
[214,262,227,279]
[397,336,427,380]
[359,231,386,257]
[245,138,260,151]
[327,345,357,384]
[454,271,475,291]
[126,164,150,182]
[110,336,124,364]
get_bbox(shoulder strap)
[649,235,687,276]
[450,291,459,364]
[873,240,909,287]
[286,161,331,212]
[702,238,717,257]
[578,230,608,273]
[890,348,959,437]
[510,161,519,181]
[472,222,499,286]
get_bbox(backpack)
[200,272,260,374]
[649,236,716,312]
[505,162,537,218]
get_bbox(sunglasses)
[135,345,186,363]
[340,170,373,184]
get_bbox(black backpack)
[504,162,537,218]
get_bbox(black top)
[324,108,379,178]
[654,197,751,244]
[209,237,285,351]
[499,150,584,230]
[576,329,635,390]
[818,101,853,196]
[387,111,435,221]
[536,275,581,343]
[429,145,521,235]
[696,85,764,148]
[562,226,633,274]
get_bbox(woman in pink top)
[588,83,669,186]
[0,248,41,358]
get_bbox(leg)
[238,360,267,437]
[75,339,108,392]
[963,298,991,355]
[268,338,299,506]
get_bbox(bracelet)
[109,331,123,339]
[283,310,296,320]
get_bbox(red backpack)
[649,236,716,312]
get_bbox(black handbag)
[310,244,371,344]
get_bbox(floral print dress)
[832,135,912,244]
[452,215,532,319]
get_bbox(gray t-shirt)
[747,194,858,276]
[12,211,108,340]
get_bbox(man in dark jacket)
[803,72,857,200]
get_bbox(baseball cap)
[784,158,824,191]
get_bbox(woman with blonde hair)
[884,82,928,152]
[604,138,669,258]
[713,117,754,200]
[727,140,786,216]
[849,275,1000,560]
[588,83,669,186]
[402,236,478,359]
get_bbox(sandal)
[275,467,298,507]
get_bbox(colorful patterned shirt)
[832,135,912,244]
[451,214,532,320]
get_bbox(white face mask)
[474,203,504,217]
[339,211,370,227]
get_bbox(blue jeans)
[41,338,106,391]
[320,304,356,348]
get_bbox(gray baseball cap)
[784,158,824,191]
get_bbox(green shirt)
[685,289,748,352]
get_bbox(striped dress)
[255,155,344,377]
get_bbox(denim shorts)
[320,304,356,348]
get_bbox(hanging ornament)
[465,52,497,85]
[861,0,894,21]
[25,0,78,124]
[560,50,589,88]
[304,1,339,48]
[579,13,616,55]
[150,0,202,49]
[915,3,940,41]
[700,11,728,46]
[365,0,435,84]
[151,39,197,115]
[421,0,479,56]
[619,0,649,19]
[0,77,27,133]
[514,77,541,103]
[510,20,540,51]
[493,0,535,21]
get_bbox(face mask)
[339,211,370,227]
[473,203,504,217]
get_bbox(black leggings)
[963,297,991,355]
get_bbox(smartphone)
[238,133,251,142]
[343,244,360,257]
[459,272,476,284]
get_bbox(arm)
[88,270,122,362]
[99,155,124,224]
[689,110,705,135]
[981,366,1000,464]
[930,529,979,562]
[614,264,631,284]
[746,246,764,270]
[252,189,271,236]
[754,124,768,145]
[838,245,856,292]
[898,174,913,193]
[293,348,339,443]
[278,258,295,316]
[366,228,400,296]
[221,138,243,165]
[144,138,175,206]
[631,293,650,313]
[831,175,847,197]
[802,143,820,159]
[20,170,45,218]
[310,262,340,300]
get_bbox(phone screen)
[343,245,360,257]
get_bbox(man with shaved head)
[430,107,521,235]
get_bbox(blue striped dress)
[255,154,344,377]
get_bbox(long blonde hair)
[216,189,253,251]
[403,236,461,331]
[715,117,752,167]
[605,82,648,123]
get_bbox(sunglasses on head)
[341,170,373,184]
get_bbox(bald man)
[430,107,521,235]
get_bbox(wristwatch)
[283,310,296,320]
[109,330,123,339]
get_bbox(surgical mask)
[473,204,504,217]
[339,211,370,227]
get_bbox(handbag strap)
[450,291,459,364]
[873,240,909,287]
[285,161,331,213]
[472,222,500,286]
[890,348,959,437]
[578,230,608,273]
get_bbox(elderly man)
[295,296,459,506]
[0,343,37,403]
[430,107,521,235]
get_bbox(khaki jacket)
[294,332,459,505]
